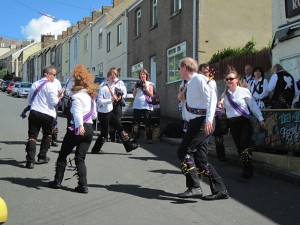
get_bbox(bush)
[208,38,258,64]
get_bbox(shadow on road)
[90,183,197,204]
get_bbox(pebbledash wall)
[272,0,300,82]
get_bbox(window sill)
[149,23,158,31]
[134,34,141,40]
[170,9,181,19]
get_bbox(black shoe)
[75,185,89,193]
[51,141,58,147]
[26,161,34,169]
[202,190,229,200]
[126,143,139,153]
[177,187,203,198]
[36,157,50,164]
[48,180,62,189]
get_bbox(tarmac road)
[0,91,300,225]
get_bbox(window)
[97,63,103,77]
[84,34,88,52]
[136,9,141,36]
[74,38,78,61]
[65,42,69,62]
[281,55,300,81]
[173,0,181,13]
[98,27,102,48]
[131,61,144,78]
[51,51,55,64]
[151,0,158,26]
[117,23,122,45]
[167,42,186,83]
[107,32,111,52]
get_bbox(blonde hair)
[179,57,198,72]
[139,68,150,81]
[71,64,99,99]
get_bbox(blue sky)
[0,0,113,41]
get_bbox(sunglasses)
[225,77,236,81]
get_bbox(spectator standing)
[25,65,62,169]
[48,64,98,193]
[249,66,269,109]
[176,57,229,201]
[268,63,298,109]
[131,69,155,144]
[222,66,266,179]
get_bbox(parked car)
[11,82,21,96]
[1,80,11,92]
[121,77,160,125]
[16,82,32,98]
[6,81,15,94]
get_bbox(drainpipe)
[192,0,197,59]
[124,9,128,77]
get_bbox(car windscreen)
[21,83,32,88]
[123,80,137,94]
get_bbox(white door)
[150,56,156,86]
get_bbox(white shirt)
[182,73,217,123]
[249,77,269,109]
[53,78,62,92]
[223,86,264,121]
[28,77,59,118]
[96,84,114,113]
[133,81,154,111]
[70,90,97,128]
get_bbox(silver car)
[16,82,32,98]
[11,82,21,96]
[121,78,160,125]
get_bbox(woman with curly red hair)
[48,64,98,193]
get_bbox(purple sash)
[68,99,94,135]
[226,91,250,119]
[142,89,153,109]
[30,80,49,104]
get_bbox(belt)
[186,105,207,116]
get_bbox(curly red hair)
[71,64,99,99]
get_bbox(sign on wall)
[252,109,300,153]
[285,0,300,18]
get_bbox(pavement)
[160,134,300,185]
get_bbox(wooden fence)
[209,48,272,80]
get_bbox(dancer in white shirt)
[48,64,98,193]
[25,65,62,169]
[176,57,229,201]
[222,66,266,179]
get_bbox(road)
[0,91,300,225]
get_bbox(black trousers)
[177,117,227,194]
[97,111,124,139]
[229,116,252,155]
[133,109,152,127]
[26,110,54,162]
[56,123,94,186]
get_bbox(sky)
[0,0,113,41]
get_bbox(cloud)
[21,16,71,41]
